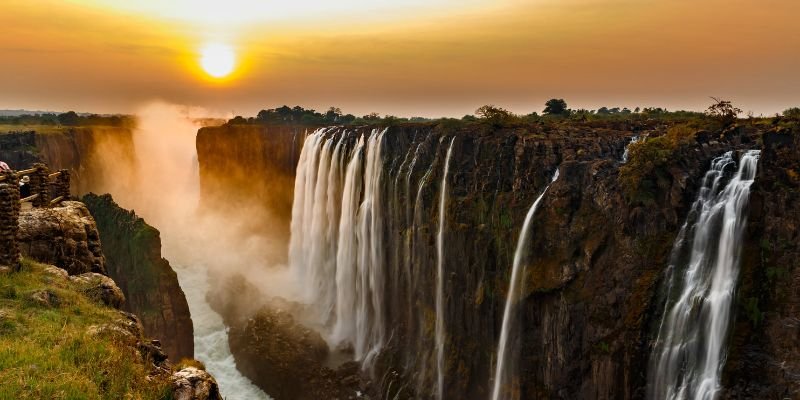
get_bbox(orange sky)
[1,0,798,117]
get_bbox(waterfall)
[288,127,388,368]
[647,150,760,400]
[435,138,455,400]
[491,169,560,400]
[621,135,641,163]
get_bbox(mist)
[90,101,300,399]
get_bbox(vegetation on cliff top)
[0,259,172,399]
[223,98,799,129]
[0,112,134,129]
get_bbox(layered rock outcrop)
[17,201,106,275]
[82,193,194,361]
[0,171,20,270]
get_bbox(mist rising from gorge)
[89,101,301,399]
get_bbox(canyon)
[2,116,798,399]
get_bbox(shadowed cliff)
[82,193,194,362]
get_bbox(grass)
[0,125,71,135]
[0,259,172,400]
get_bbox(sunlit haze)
[2,0,799,116]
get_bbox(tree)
[363,112,381,122]
[229,115,248,124]
[324,107,342,123]
[57,111,80,126]
[782,107,800,119]
[543,99,568,115]
[475,105,512,120]
[706,97,742,125]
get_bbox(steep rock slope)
[82,193,194,361]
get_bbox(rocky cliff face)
[0,127,137,195]
[196,124,304,253]
[17,201,106,275]
[82,193,194,362]
[722,126,800,399]
[199,120,793,399]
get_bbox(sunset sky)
[1,0,798,117]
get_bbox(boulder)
[70,272,125,308]
[171,367,222,400]
[18,201,105,275]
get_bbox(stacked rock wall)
[0,171,20,270]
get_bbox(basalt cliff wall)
[198,120,798,399]
[0,127,137,195]
[196,125,304,251]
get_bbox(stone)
[171,367,222,400]
[30,289,60,307]
[18,201,106,275]
[42,265,69,280]
[70,272,125,308]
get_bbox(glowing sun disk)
[200,43,235,78]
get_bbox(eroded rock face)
[17,201,106,275]
[82,193,194,362]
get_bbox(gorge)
[2,111,798,400]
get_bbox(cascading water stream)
[621,135,641,163]
[647,150,760,400]
[289,127,388,368]
[490,169,560,400]
[435,138,455,400]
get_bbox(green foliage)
[0,259,172,399]
[229,105,414,126]
[705,97,742,126]
[0,112,132,128]
[619,124,698,204]
[595,341,611,354]
[782,107,800,119]
[543,99,569,116]
[742,296,764,327]
[474,105,524,128]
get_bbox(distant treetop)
[0,111,133,127]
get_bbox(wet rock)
[228,305,330,400]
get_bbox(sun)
[200,43,235,78]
